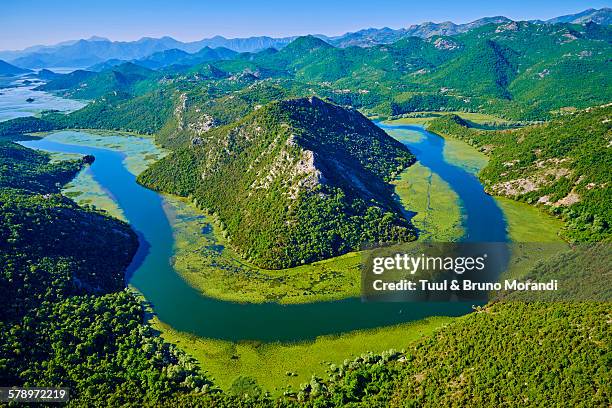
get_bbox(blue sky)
[1,0,610,50]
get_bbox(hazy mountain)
[36,68,62,80]
[85,46,239,71]
[0,36,296,69]
[0,59,31,75]
[87,59,128,72]
[7,37,186,69]
[135,46,238,69]
[2,8,609,69]
[186,35,298,53]
[0,36,106,62]
[546,7,612,25]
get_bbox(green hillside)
[139,97,416,268]
[35,63,157,99]
[0,142,212,404]
[422,39,519,99]
[427,105,612,241]
[291,302,611,407]
[18,21,610,135]
[33,69,96,92]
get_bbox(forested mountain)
[286,303,611,406]
[0,142,212,404]
[31,69,96,92]
[25,20,611,123]
[427,105,612,242]
[35,62,156,99]
[421,39,519,99]
[2,8,609,68]
[139,97,416,268]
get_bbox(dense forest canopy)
[0,142,213,404]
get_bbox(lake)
[0,78,85,122]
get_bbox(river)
[19,121,507,342]
[377,123,507,242]
[2,77,509,342]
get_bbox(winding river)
[19,122,507,342]
[377,123,508,242]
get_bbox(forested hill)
[6,19,608,139]
[1,140,609,407]
[0,142,213,404]
[34,62,155,100]
[427,105,612,242]
[139,97,416,268]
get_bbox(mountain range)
[1,8,609,69]
[6,17,606,145]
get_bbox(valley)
[1,9,610,406]
[14,108,566,393]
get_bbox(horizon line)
[2,6,607,53]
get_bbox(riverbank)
[21,126,568,396]
[165,195,364,304]
[382,111,517,128]
[384,118,566,245]
[32,127,565,309]
[150,315,454,394]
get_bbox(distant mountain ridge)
[0,59,31,75]
[327,16,513,47]
[1,8,609,69]
[545,7,612,25]
[29,19,612,123]
[87,46,240,71]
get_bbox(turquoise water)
[20,124,506,342]
[379,123,508,242]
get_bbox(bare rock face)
[188,113,218,135]
[495,21,519,33]
[174,93,188,130]
[433,38,459,50]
